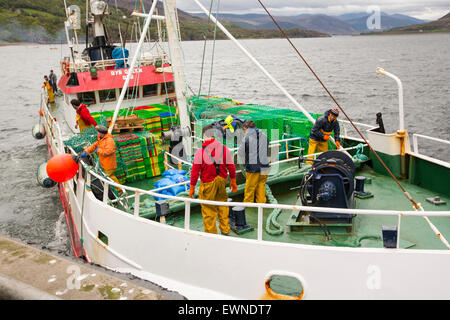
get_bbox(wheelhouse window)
[143,84,158,97]
[161,82,175,95]
[124,86,139,100]
[99,89,116,103]
[77,91,96,105]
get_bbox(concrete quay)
[0,235,168,300]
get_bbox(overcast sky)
[176,0,450,21]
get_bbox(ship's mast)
[89,0,108,47]
[108,0,160,134]
[162,0,192,158]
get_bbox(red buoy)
[46,154,79,182]
[39,109,43,116]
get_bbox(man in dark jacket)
[307,109,341,162]
[49,70,58,93]
[237,120,270,203]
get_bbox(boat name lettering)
[110,68,143,76]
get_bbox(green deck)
[124,161,450,251]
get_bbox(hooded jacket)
[84,133,117,171]
[237,128,270,173]
[309,109,341,142]
[190,138,236,185]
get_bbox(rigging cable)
[256,0,416,209]
[197,0,216,101]
[208,0,221,96]
[256,0,450,249]
[197,35,208,100]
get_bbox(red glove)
[230,178,238,193]
[336,141,341,149]
[323,135,330,141]
[189,185,195,198]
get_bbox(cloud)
[177,0,450,20]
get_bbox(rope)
[353,143,369,161]
[256,0,420,211]
[265,184,283,235]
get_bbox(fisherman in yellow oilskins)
[189,124,237,235]
[307,108,341,163]
[238,120,270,204]
[42,75,55,104]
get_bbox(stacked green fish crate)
[188,95,325,160]
[89,105,177,184]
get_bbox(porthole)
[264,274,304,300]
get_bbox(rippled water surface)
[0,33,449,254]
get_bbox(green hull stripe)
[370,151,402,178]
[409,155,450,197]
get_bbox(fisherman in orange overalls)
[80,125,122,195]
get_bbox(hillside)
[214,13,358,35]
[294,14,359,35]
[0,0,132,43]
[365,13,450,34]
[337,12,427,33]
[0,0,329,44]
[208,12,428,35]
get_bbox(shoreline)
[0,42,43,47]
[1,30,448,47]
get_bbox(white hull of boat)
[66,177,450,300]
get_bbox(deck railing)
[41,89,65,154]
[411,133,450,167]
[67,144,450,249]
[339,119,377,141]
[68,54,168,73]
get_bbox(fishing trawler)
[33,0,450,299]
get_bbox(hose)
[328,235,381,247]
[264,184,283,235]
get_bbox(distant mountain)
[337,12,428,32]
[440,12,450,20]
[367,12,450,34]
[295,14,359,35]
[207,13,358,35]
[202,11,427,35]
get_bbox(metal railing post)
[134,190,140,216]
[185,201,191,230]
[413,134,419,154]
[397,213,402,249]
[103,182,109,203]
[257,207,263,241]
[86,171,91,188]
[285,141,289,159]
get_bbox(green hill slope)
[0,0,329,43]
